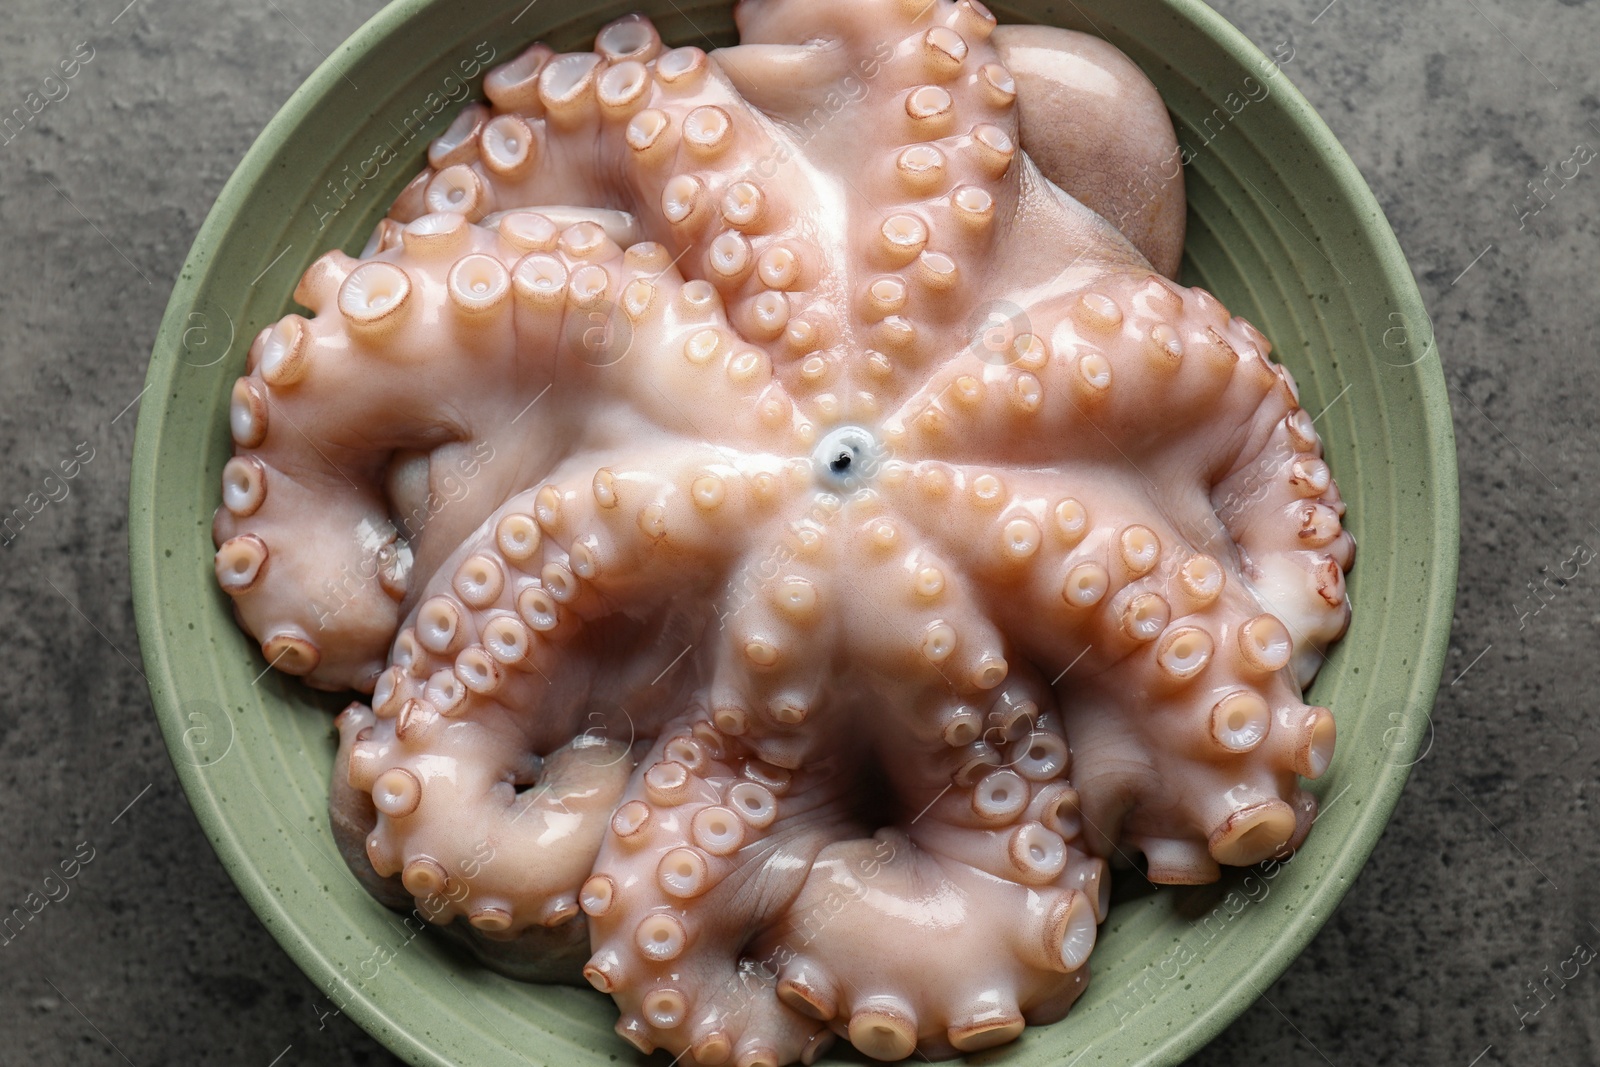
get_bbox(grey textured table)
[1,0,1594,1064]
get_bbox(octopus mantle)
[211,1,1353,1062]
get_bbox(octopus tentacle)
[375,459,764,748]
[706,557,844,772]
[213,215,602,689]
[881,271,1289,471]
[585,715,855,1065]
[331,702,598,981]
[1058,574,1331,881]
[730,0,1029,416]
[330,702,413,909]
[876,462,1334,878]
[355,705,635,935]
[747,668,1101,1060]
[392,22,842,377]
[1212,397,1355,686]
[757,832,1096,1060]
[348,455,799,937]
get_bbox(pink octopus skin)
[210,1,1355,1061]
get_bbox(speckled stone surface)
[0,0,1594,1064]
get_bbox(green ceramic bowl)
[130,0,1457,1063]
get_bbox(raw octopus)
[211,0,1353,1062]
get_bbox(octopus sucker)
[216,1,1357,1060]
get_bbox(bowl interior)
[130,0,1457,1064]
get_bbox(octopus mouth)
[212,0,1354,1061]
[810,425,882,489]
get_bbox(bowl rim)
[130,0,1459,1063]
